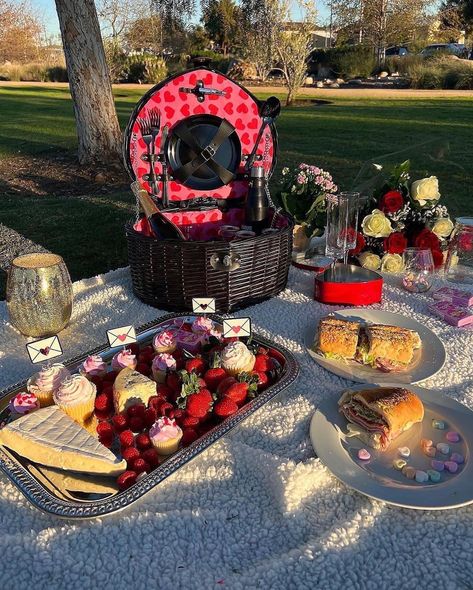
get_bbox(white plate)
[306,309,446,385]
[310,384,472,510]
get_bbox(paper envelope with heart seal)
[222,318,252,338]
[107,325,137,348]
[192,298,216,314]
[26,336,63,364]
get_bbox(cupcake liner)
[55,382,96,424]
[82,414,99,436]
[32,389,55,408]
[225,355,256,377]
[151,435,182,456]
[153,343,177,355]
[152,368,167,384]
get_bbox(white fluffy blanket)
[0,267,472,590]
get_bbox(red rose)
[459,232,473,252]
[348,232,366,256]
[383,232,407,254]
[431,249,444,268]
[380,190,404,214]
[414,228,441,252]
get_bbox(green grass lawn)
[1,85,472,297]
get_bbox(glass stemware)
[402,248,434,293]
[325,192,360,265]
[445,217,473,284]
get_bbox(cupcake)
[192,316,214,334]
[221,341,255,376]
[27,363,71,407]
[9,392,40,416]
[152,353,177,384]
[111,348,137,372]
[80,354,107,379]
[153,329,177,354]
[53,374,96,424]
[149,416,183,456]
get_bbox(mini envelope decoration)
[222,318,252,338]
[26,336,63,364]
[107,325,137,348]
[192,298,216,314]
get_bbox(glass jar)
[445,217,473,284]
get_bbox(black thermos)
[245,166,269,233]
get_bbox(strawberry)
[186,392,212,418]
[142,448,160,468]
[181,428,199,446]
[253,354,272,372]
[214,397,238,418]
[182,414,200,428]
[103,370,118,383]
[112,413,128,432]
[135,432,152,450]
[148,395,165,411]
[131,457,150,474]
[224,382,248,406]
[251,370,269,390]
[126,342,140,356]
[97,421,114,439]
[117,470,137,491]
[136,362,151,376]
[99,434,114,448]
[127,404,146,419]
[217,376,237,396]
[203,367,227,391]
[122,446,140,465]
[156,383,173,399]
[94,393,113,414]
[144,407,157,428]
[158,402,174,416]
[129,416,145,432]
[119,429,134,448]
[88,374,104,393]
[185,357,206,375]
[172,408,185,424]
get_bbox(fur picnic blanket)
[0,267,472,590]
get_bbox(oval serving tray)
[0,313,299,519]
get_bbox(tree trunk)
[55,0,122,166]
[286,87,295,107]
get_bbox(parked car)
[385,46,409,57]
[420,43,469,59]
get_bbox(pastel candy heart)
[431,460,445,471]
[450,452,464,464]
[427,469,441,483]
[357,449,371,461]
[402,466,416,480]
[415,470,429,483]
[432,419,446,430]
[393,459,407,470]
[436,443,450,455]
[446,431,460,443]
[398,446,410,458]
[424,446,436,458]
[444,461,458,473]
[420,438,433,448]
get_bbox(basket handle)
[210,251,241,272]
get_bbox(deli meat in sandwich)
[338,387,424,451]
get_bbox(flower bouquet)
[279,163,337,250]
[351,160,455,272]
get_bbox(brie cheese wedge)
[0,406,126,476]
[113,368,157,413]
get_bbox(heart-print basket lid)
[123,67,278,205]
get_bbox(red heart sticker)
[39,347,50,356]
[209,104,219,115]
[235,118,245,131]
[117,334,127,342]
[164,106,175,119]
[241,132,251,146]
[248,118,258,129]
[232,326,241,334]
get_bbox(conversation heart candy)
[420,438,433,449]
[446,431,460,443]
[415,470,429,483]
[424,446,436,458]
[427,469,441,483]
[402,466,416,480]
[450,453,464,464]
[436,443,450,455]
[357,448,371,461]
[432,419,446,430]
[398,446,410,458]
[393,459,407,470]
[431,460,445,471]
[444,461,458,474]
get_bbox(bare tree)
[55,0,122,165]
[276,0,316,106]
[0,0,43,63]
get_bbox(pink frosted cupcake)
[149,417,183,456]
[9,392,40,416]
[111,348,137,371]
[27,363,71,408]
[80,354,108,379]
[151,353,177,384]
[53,374,96,424]
[153,329,177,354]
[192,317,222,340]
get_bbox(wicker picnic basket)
[123,67,293,313]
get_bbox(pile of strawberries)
[88,327,283,491]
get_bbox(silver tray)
[0,314,299,519]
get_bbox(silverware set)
[137,108,167,200]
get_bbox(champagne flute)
[325,192,360,265]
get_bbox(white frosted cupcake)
[151,353,177,384]
[111,348,137,372]
[53,374,96,424]
[221,341,255,376]
[152,329,177,354]
[149,417,183,456]
[27,363,71,408]
[80,354,108,379]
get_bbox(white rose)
[361,209,393,238]
[380,253,404,273]
[359,251,381,271]
[411,176,440,207]
[432,217,454,238]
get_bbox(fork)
[137,115,158,194]
[148,108,161,196]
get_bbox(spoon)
[245,96,281,171]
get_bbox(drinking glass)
[6,253,73,337]
[402,248,434,293]
[444,217,473,284]
[325,192,360,264]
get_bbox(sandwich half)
[355,324,421,371]
[338,387,424,451]
[315,317,360,360]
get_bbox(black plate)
[167,115,242,190]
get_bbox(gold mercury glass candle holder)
[6,253,73,337]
